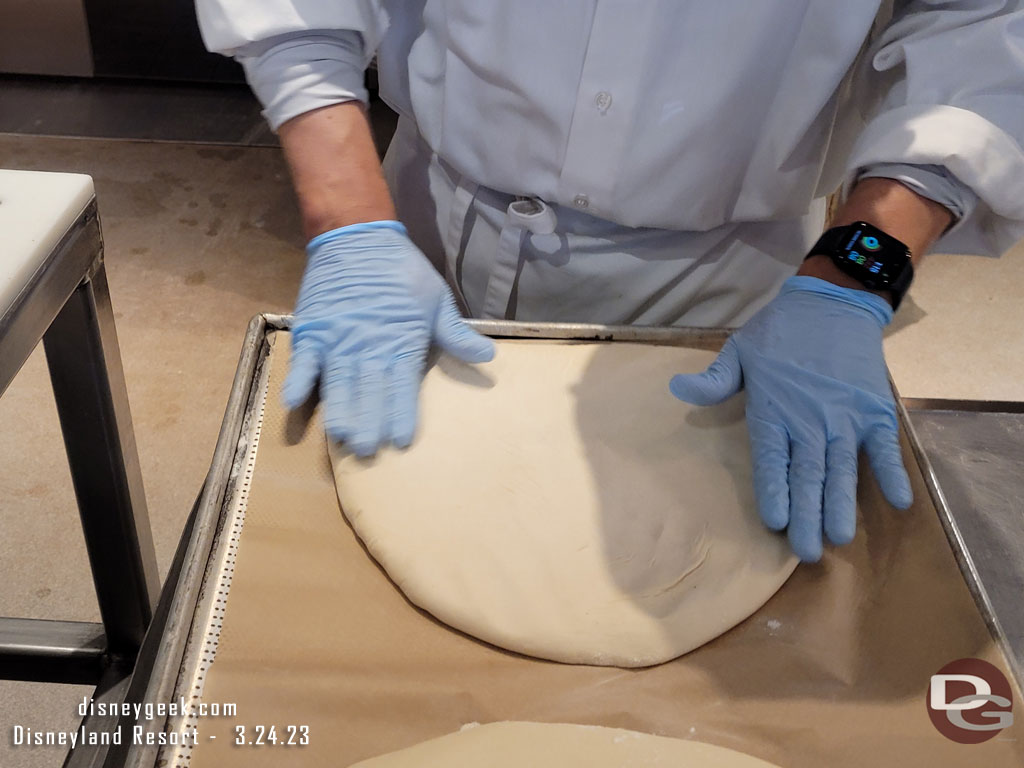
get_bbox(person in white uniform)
[196,1,1024,561]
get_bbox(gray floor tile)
[0,76,274,146]
[0,75,400,153]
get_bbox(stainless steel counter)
[904,400,1024,686]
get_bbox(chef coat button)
[573,194,589,209]
[595,91,612,113]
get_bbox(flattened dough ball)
[330,341,796,667]
[349,721,783,767]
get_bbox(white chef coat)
[196,1,1024,323]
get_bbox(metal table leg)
[0,618,105,684]
[42,261,159,656]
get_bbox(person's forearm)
[798,177,953,303]
[278,102,396,240]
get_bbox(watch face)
[836,223,910,288]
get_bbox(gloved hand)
[669,276,913,562]
[283,220,494,456]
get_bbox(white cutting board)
[0,169,94,318]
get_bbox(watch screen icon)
[861,235,881,251]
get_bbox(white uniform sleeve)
[845,0,1024,256]
[195,1,387,130]
[239,31,368,131]
[857,162,978,223]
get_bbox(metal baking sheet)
[129,317,1024,767]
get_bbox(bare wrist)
[830,177,952,263]
[796,255,894,307]
[278,102,397,241]
[797,177,952,307]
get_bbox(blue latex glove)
[283,220,495,456]
[669,276,913,562]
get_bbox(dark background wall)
[0,0,244,81]
[83,0,244,81]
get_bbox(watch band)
[884,249,914,309]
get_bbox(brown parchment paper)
[189,332,1024,767]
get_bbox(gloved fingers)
[823,434,859,547]
[864,423,914,509]
[386,354,423,449]
[282,334,322,409]
[669,337,743,406]
[787,438,827,563]
[434,295,496,364]
[347,362,387,458]
[321,361,357,447]
[747,415,790,533]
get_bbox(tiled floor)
[0,74,400,151]
[0,75,276,146]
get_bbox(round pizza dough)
[348,721,782,767]
[330,340,796,667]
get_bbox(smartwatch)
[805,221,913,310]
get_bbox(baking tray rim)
[125,313,1021,767]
